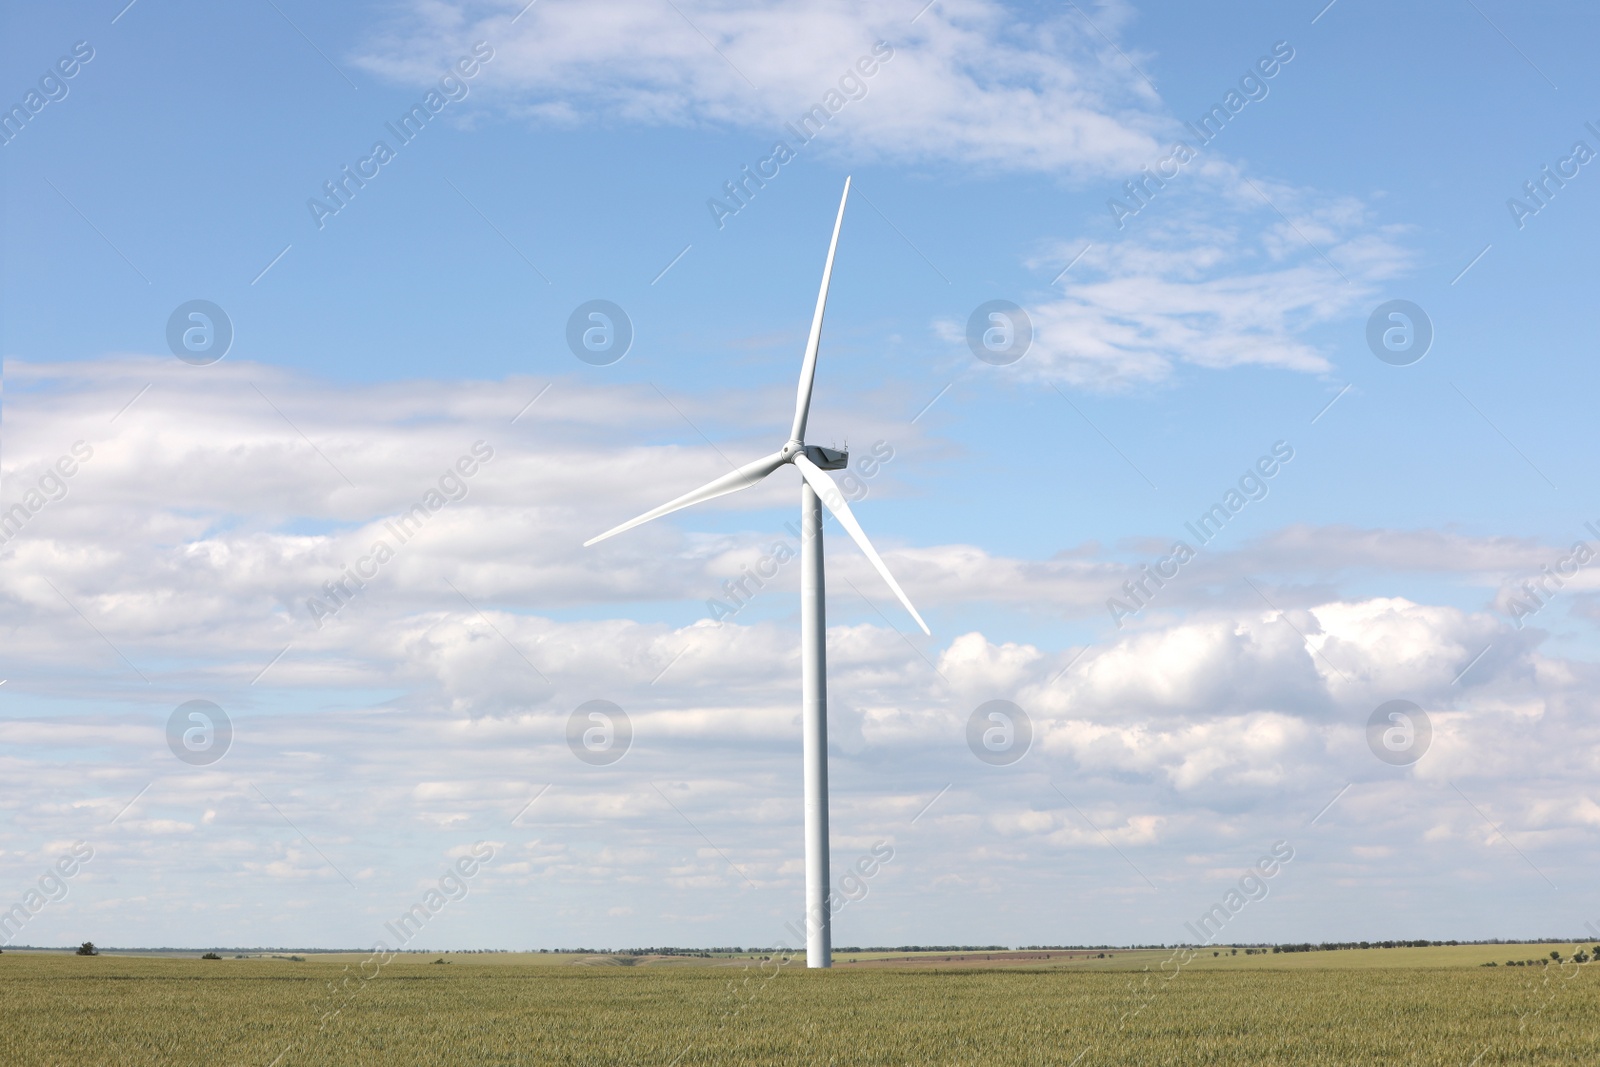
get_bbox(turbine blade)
[585,450,787,546]
[789,177,851,444]
[794,453,930,635]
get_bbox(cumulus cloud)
[2,359,1593,949]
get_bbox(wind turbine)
[584,177,928,969]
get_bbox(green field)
[3,945,1597,1065]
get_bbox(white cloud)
[998,180,1417,388]
[3,359,1594,949]
[352,0,1166,177]
[355,3,1417,393]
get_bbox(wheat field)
[2,948,1596,1065]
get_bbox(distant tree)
[201,952,221,960]
[76,942,97,956]
[1550,950,1562,962]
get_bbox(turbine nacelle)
[801,444,847,471]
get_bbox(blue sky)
[3,0,1599,953]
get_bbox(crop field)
[3,945,1597,1065]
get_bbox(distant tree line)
[1020,944,1160,951]
[1271,940,1457,953]
[618,947,747,957]
[1482,949,1594,967]
[831,945,1009,953]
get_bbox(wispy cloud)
[352,0,1168,177]
[1001,177,1416,388]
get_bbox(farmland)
[2,945,1596,1065]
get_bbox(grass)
[827,942,1590,970]
[2,945,1596,1065]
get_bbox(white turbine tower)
[585,177,928,969]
